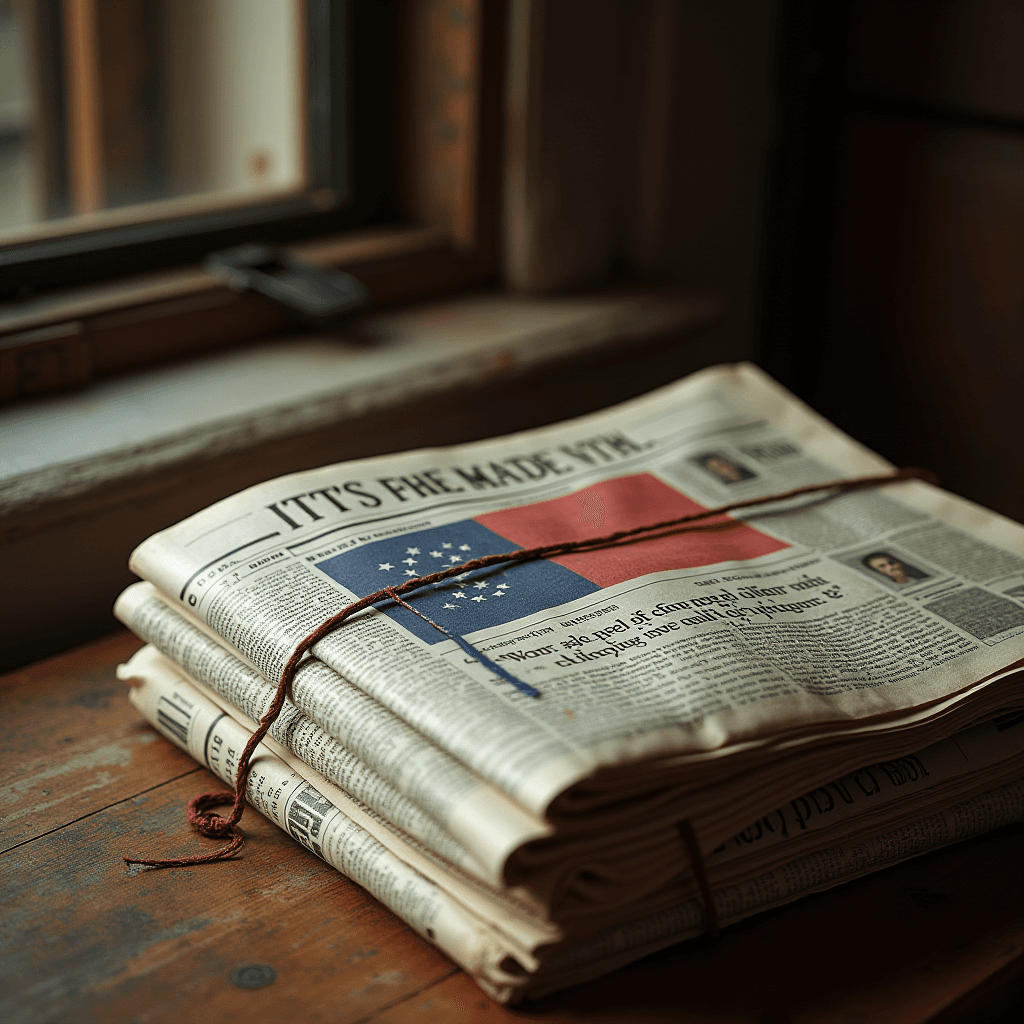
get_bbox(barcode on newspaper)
[156,694,192,745]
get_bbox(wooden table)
[4,632,1024,1023]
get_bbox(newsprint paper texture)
[127,363,1024,797]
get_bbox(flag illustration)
[315,473,788,644]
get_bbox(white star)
[473,581,488,589]
[493,590,505,597]
[403,569,418,577]
[448,555,462,563]
[495,583,509,590]
[443,603,458,610]
[454,592,468,599]
[471,595,487,603]
[430,550,443,558]
[459,544,471,551]
[406,547,420,555]
[442,542,452,549]
[378,563,393,571]
[402,557,417,565]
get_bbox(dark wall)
[657,0,778,368]
[763,0,1024,523]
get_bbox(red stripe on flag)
[475,473,788,588]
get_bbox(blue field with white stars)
[315,520,599,643]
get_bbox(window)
[0,0,503,397]
[0,0,404,293]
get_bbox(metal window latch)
[203,243,368,325]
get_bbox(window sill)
[0,226,451,337]
[0,286,720,670]
[0,225,501,398]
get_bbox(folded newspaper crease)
[115,362,1024,999]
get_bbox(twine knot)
[125,790,244,868]
[188,791,241,838]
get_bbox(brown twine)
[679,819,720,939]
[124,466,934,874]
[125,792,244,867]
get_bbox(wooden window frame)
[0,0,508,403]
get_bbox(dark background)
[760,0,1023,523]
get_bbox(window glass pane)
[0,0,308,247]
[161,0,303,201]
[0,1,43,232]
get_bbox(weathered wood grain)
[0,632,457,1024]
[3,632,1024,1023]
[0,630,176,850]
[1,773,457,1024]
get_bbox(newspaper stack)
[114,363,1024,1002]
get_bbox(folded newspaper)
[114,362,1024,1001]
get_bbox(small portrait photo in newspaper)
[691,451,758,485]
[848,549,932,587]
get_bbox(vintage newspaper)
[126,363,1024,851]
[121,645,1024,1004]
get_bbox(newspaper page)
[704,712,1024,880]
[115,577,1024,920]
[128,363,1024,820]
